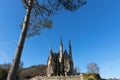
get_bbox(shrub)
[82,73,101,80]
[0,67,8,80]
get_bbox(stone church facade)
[46,39,74,77]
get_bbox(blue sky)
[0,0,120,79]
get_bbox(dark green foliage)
[0,62,23,72]
[0,63,10,80]
[18,64,47,80]
[58,0,87,11]
[0,63,11,71]
[0,67,8,80]
[21,0,86,37]
[0,62,24,80]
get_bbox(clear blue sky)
[0,0,120,79]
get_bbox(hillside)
[0,64,47,80]
[18,64,47,80]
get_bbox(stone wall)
[29,75,81,80]
[29,74,101,80]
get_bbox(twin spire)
[47,38,74,76]
[59,38,63,62]
[50,38,72,61]
[50,38,71,54]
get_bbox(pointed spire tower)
[59,38,63,63]
[47,45,53,77]
[69,40,74,73]
[50,45,52,54]
[69,40,72,59]
[48,45,53,64]
[48,45,53,59]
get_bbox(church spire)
[68,40,74,73]
[50,45,52,53]
[48,45,53,60]
[69,40,72,56]
[47,45,53,77]
[60,37,63,47]
[59,37,63,63]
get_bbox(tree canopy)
[87,62,100,74]
[21,0,87,37]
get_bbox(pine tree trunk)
[7,0,33,80]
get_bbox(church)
[46,39,74,77]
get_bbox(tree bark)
[7,0,33,80]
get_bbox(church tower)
[69,40,72,59]
[68,40,74,74]
[59,38,63,63]
[47,46,53,77]
[46,39,74,77]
